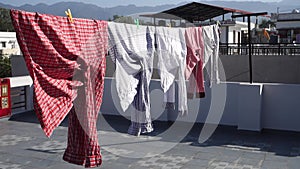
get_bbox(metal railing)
[220,43,300,56]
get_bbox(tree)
[112,15,135,24]
[0,56,11,78]
[0,8,14,32]
[259,19,275,29]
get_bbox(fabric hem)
[63,151,102,168]
[196,92,205,98]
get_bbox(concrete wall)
[262,83,300,132]
[10,55,33,112]
[10,55,30,76]
[9,76,33,112]
[8,55,300,132]
[220,54,300,84]
[8,48,300,85]
[101,78,300,132]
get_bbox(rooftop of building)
[0,111,300,169]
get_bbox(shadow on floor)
[8,110,300,158]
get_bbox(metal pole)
[248,16,253,83]
[231,12,267,84]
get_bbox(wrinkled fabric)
[108,22,154,136]
[162,25,220,114]
[203,25,220,86]
[11,9,107,167]
[185,26,205,99]
[155,26,187,115]
[163,83,176,112]
[163,83,175,103]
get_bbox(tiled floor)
[0,111,300,169]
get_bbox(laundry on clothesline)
[11,9,108,168]
[160,24,220,116]
[108,22,155,136]
[155,26,188,115]
[11,8,221,168]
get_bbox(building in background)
[219,20,255,44]
[272,9,300,43]
[0,32,21,57]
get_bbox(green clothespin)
[134,19,140,29]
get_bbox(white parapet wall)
[237,83,263,131]
[101,78,300,132]
[7,75,300,132]
[262,83,300,132]
[9,76,33,112]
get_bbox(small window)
[1,42,6,48]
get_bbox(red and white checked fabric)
[11,9,108,167]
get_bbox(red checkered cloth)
[11,9,108,168]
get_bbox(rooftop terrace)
[0,111,300,169]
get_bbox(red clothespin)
[65,9,74,23]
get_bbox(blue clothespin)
[134,19,140,29]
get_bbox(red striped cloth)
[11,9,108,167]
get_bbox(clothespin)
[65,9,74,23]
[134,19,139,29]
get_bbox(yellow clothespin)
[65,9,74,23]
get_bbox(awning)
[140,2,253,22]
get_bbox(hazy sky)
[1,0,282,7]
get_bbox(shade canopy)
[140,2,253,22]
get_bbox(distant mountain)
[0,2,175,20]
[1,0,299,20]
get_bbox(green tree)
[113,15,121,21]
[0,56,11,78]
[112,15,135,24]
[0,8,14,32]
[259,19,275,29]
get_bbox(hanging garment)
[155,26,188,115]
[162,24,220,114]
[11,10,108,168]
[203,25,220,86]
[108,22,154,136]
[185,26,205,99]
[163,83,175,110]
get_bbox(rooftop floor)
[0,111,300,169]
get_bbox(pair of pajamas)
[11,9,108,167]
[155,26,188,115]
[185,26,205,99]
[203,25,220,86]
[108,22,155,136]
[186,25,220,92]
